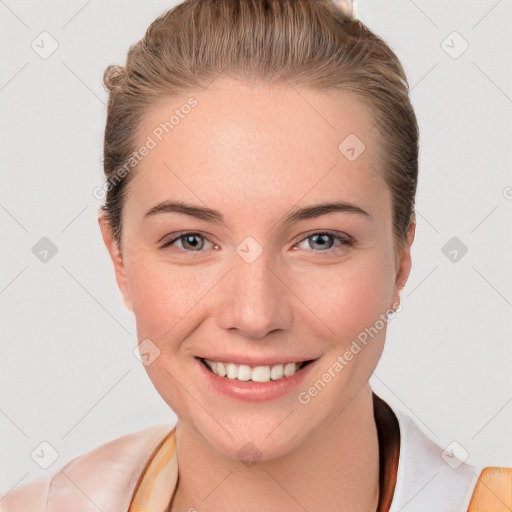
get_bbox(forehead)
[128,78,387,222]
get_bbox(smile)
[200,358,314,383]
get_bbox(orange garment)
[467,467,512,511]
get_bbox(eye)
[294,230,353,253]
[160,230,353,254]
[160,232,216,252]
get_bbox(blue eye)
[295,231,353,253]
[160,230,353,254]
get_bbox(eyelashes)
[161,232,210,251]
[295,231,354,252]
[160,230,354,255]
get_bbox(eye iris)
[310,234,333,250]
[183,234,203,250]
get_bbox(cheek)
[125,258,212,415]
[125,256,219,339]
[288,253,396,357]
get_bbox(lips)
[196,355,318,402]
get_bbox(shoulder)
[0,423,174,512]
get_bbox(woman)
[2,0,510,510]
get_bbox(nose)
[215,248,292,340]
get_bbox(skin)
[99,77,415,512]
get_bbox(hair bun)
[103,64,126,92]
[329,0,357,21]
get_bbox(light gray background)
[1,0,511,495]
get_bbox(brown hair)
[101,0,419,253]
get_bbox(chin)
[195,419,310,464]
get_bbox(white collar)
[389,402,482,511]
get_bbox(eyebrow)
[144,200,372,226]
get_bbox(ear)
[390,217,416,310]
[98,211,133,312]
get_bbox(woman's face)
[100,78,414,461]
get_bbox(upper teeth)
[203,359,303,382]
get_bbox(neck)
[170,385,380,512]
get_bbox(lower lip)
[195,358,317,402]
